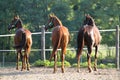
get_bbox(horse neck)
[16,24,23,29]
[54,19,63,27]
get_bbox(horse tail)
[76,30,84,58]
[14,33,26,49]
[49,32,62,61]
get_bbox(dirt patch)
[0,67,120,80]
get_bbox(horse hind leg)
[16,52,20,70]
[77,48,83,73]
[26,54,30,71]
[53,54,57,73]
[61,47,66,73]
[25,47,31,71]
[94,46,98,71]
[21,52,25,71]
[77,40,84,72]
[87,46,93,73]
[49,46,58,73]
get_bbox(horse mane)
[19,19,23,26]
[14,15,23,28]
[53,15,63,26]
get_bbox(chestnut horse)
[77,14,101,72]
[45,14,70,73]
[8,15,32,71]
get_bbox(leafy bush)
[49,61,71,67]
[72,62,88,68]
[32,59,50,67]
[64,61,71,67]
[72,63,77,67]
[33,59,71,67]
[107,63,115,68]
[98,63,107,69]
[65,50,76,64]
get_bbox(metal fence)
[0,25,119,69]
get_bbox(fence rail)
[0,29,117,37]
[0,25,119,69]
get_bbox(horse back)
[52,26,69,39]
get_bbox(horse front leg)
[94,46,98,71]
[16,52,20,70]
[87,46,93,73]
[50,47,57,73]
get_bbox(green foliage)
[33,59,50,67]
[65,50,76,64]
[72,62,88,68]
[98,63,115,69]
[98,63,107,69]
[107,63,115,68]
[33,59,71,67]
[49,60,71,67]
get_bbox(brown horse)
[77,14,101,72]
[8,15,32,71]
[45,14,70,73]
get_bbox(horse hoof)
[16,67,19,70]
[61,68,65,73]
[27,68,30,71]
[53,71,56,73]
[88,68,93,73]
[94,68,98,71]
[77,69,80,73]
[62,70,64,73]
[89,69,93,73]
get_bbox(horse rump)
[14,32,26,49]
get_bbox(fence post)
[41,25,46,61]
[116,25,119,70]
[2,52,4,67]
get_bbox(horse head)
[83,14,95,26]
[8,15,23,31]
[45,14,54,31]
[45,13,62,31]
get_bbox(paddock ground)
[0,67,120,80]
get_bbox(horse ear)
[49,13,53,17]
[50,12,55,17]
[17,15,20,19]
[85,14,89,17]
[51,13,55,16]
[14,15,20,19]
[49,14,51,17]
[85,13,87,16]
